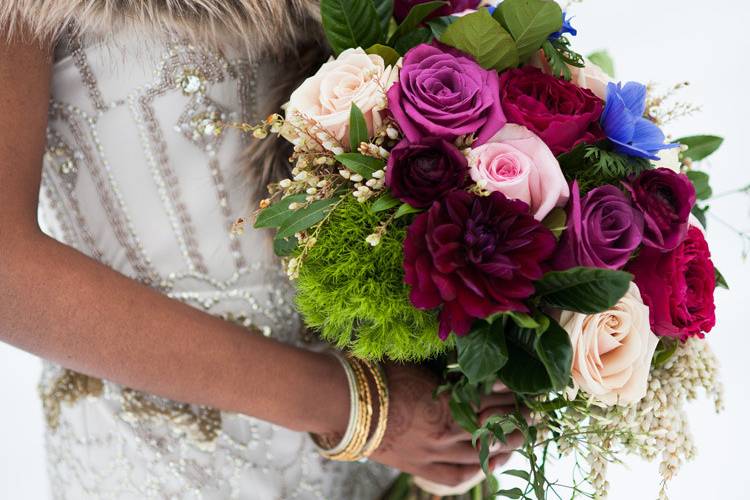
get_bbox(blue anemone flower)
[600,82,679,161]
[549,11,577,41]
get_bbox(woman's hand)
[369,364,524,488]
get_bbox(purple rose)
[394,0,481,23]
[624,168,696,251]
[386,138,469,208]
[553,182,644,270]
[387,44,505,146]
[403,191,556,339]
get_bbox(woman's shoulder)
[1,0,322,58]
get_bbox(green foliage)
[335,152,385,177]
[455,320,508,385]
[389,1,446,44]
[675,134,724,161]
[535,267,633,314]
[715,266,729,289]
[652,338,678,368]
[371,0,394,33]
[348,103,368,151]
[295,196,446,361]
[687,170,712,200]
[276,198,339,239]
[440,9,519,71]
[366,43,400,66]
[254,194,306,229]
[370,192,400,212]
[541,36,584,80]
[493,0,563,63]
[557,143,652,192]
[588,50,615,77]
[321,0,384,54]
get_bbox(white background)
[1,0,749,498]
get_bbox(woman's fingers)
[478,392,517,411]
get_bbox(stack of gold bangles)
[311,351,389,461]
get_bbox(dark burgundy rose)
[624,168,696,251]
[403,190,556,339]
[386,138,468,208]
[499,66,605,155]
[394,0,481,23]
[553,182,644,270]
[628,226,716,340]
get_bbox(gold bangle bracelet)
[360,359,389,457]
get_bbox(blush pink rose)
[469,124,569,220]
[560,283,659,406]
[285,48,396,149]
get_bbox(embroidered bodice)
[36,31,394,500]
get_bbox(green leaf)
[455,321,509,385]
[276,198,339,239]
[370,193,401,212]
[349,103,369,151]
[449,397,479,433]
[254,194,307,229]
[273,235,298,257]
[321,0,384,55]
[366,43,401,66]
[389,1,447,44]
[394,202,423,219]
[687,170,713,200]
[335,153,385,178]
[502,469,530,481]
[495,0,563,63]
[587,50,615,77]
[392,27,433,54]
[498,488,524,499]
[652,338,678,368]
[536,267,633,314]
[675,135,724,162]
[502,318,572,391]
[440,9,519,72]
[541,37,584,80]
[542,207,567,239]
[371,0,394,34]
[692,204,708,228]
[506,312,541,329]
[715,266,729,290]
[426,16,457,38]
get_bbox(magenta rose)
[499,66,605,155]
[387,44,505,146]
[386,138,469,208]
[553,182,644,270]
[403,190,556,339]
[628,226,716,340]
[394,0,481,22]
[624,168,696,251]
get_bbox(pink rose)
[285,48,396,149]
[469,124,569,220]
[560,283,659,406]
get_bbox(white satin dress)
[36,31,395,499]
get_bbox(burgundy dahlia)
[625,168,696,251]
[403,191,556,339]
[386,137,469,209]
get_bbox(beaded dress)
[35,30,395,500]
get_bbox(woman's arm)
[0,32,349,437]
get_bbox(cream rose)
[560,283,659,406]
[285,48,395,149]
[469,124,569,220]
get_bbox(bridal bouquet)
[235,0,726,498]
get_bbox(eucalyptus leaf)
[675,135,724,162]
[587,50,615,77]
[389,1,447,44]
[273,235,298,257]
[335,152,385,178]
[440,9,519,72]
[254,194,307,229]
[276,198,339,239]
[321,0,384,55]
[455,321,509,385]
[686,170,712,200]
[536,267,632,314]
[349,103,369,151]
[495,0,563,62]
[366,43,401,66]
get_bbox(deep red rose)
[394,0,481,23]
[628,226,716,340]
[499,66,605,155]
[625,168,696,251]
[386,137,469,209]
[403,190,556,339]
